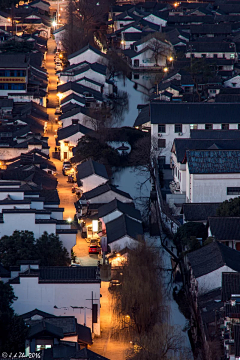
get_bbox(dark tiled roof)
[222,272,240,302]
[68,44,107,60]
[57,123,92,141]
[28,320,64,339]
[106,214,143,244]
[81,183,132,201]
[98,198,142,221]
[190,130,240,140]
[77,160,108,182]
[190,23,232,34]
[134,105,150,127]
[209,217,240,241]
[70,348,110,359]
[20,308,56,320]
[38,266,99,283]
[186,150,240,174]
[183,203,220,222]
[39,189,60,204]
[0,263,10,278]
[198,288,222,325]
[173,139,240,163]
[150,103,240,125]
[0,53,29,68]
[60,93,86,106]
[187,241,240,279]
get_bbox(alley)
[45,37,130,360]
[46,38,76,221]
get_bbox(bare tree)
[130,135,159,185]
[144,33,173,67]
[111,243,190,359]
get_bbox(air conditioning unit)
[178,132,183,136]
[158,133,162,137]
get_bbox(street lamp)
[163,67,168,73]
[52,20,57,27]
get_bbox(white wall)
[101,209,123,224]
[81,175,108,193]
[186,167,240,203]
[143,14,167,26]
[69,49,107,66]
[59,131,86,160]
[108,236,139,252]
[152,123,240,164]
[11,277,101,335]
[61,112,95,129]
[224,76,240,88]
[0,213,56,238]
[132,48,167,68]
[58,232,76,256]
[0,204,30,212]
[0,191,24,200]
[197,265,236,294]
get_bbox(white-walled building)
[76,160,109,193]
[68,45,108,66]
[185,149,240,203]
[186,41,237,61]
[187,241,240,295]
[57,122,92,161]
[8,265,101,335]
[105,214,143,252]
[98,198,142,234]
[0,181,77,255]
[149,102,240,164]
[81,183,133,204]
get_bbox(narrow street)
[45,37,130,359]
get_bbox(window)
[134,74,139,79]
[158,124,166,133]
[227,187,240,195]
[238,124,240,130]
[175,124,182,133]
[190,124,198,130]
[205,124,213,130]
[10,70,14,76]
[214,54,218,58]
[158,139,166,148]
[222,124,229,130]
[133,59,139,67]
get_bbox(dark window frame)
[175,124,182,133]
[158,124,166,133]
[227,187,240,195]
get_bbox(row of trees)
[0,230,71,269]
[111,243,192,360]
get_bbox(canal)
[112,75,193,357]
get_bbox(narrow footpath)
[45,38,130,360]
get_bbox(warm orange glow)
[163,67,168,72]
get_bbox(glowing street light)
[163,67,168,73]
[52,20,57,27]
[67,217,72,223]
[57,92,63,100]
[168,56,173,62]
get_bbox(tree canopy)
[0,231,70,268]
[174,222,208,252]
[0,282,27,353]
[216,197,240,217]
